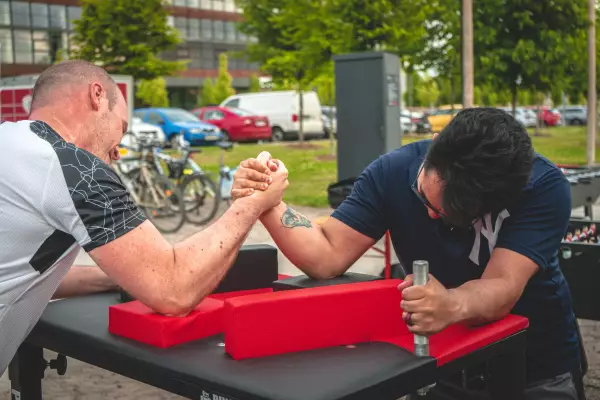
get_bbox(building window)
[173,0,187,5]
[224,0,235,12]
[32,30,50,64]
[67,6,81,31]
[189,45,200,68]
[236,24,246,42]
[167,15,174,28]
[11,1,30,28]
[174,16,187,39]
[0,1,10,26]
[0,28,13,63]
[200,19,212,39]
[68,32,79,56]
[200,0,211,9]
[225,21,236,42]
[13,29,32,63]
[212,0,224,11]
[200,45,213,69]
[213,20,224,41]
[49,5,66,30]
[188,0,200,8]
[188,18,200,40]
[31,3,48,28]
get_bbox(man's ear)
[89,82,104,111]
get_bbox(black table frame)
[9,293,527,400]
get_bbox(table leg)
[8,343,44,400]
[486,341,526,400]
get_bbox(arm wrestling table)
[9,246,528,400]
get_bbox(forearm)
[260,203,341,279]
[171,198,261,310]
[451,278,519,326]
[52,266,118,299]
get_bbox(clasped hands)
[231,151,288,211]
[398,274,461,336]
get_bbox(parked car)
[134,108,223,146]
[560,106,588,126]
[321,106,337,138]
[427,104,463,132]
[535,107,561,127]
[498,107,536,128]
[406,110,432,134]
[129,116,166,145]
[400,109,416,134]
[220,90,325,141]
[192,106,272,142]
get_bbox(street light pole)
[462,0,474,108]
[587,0,596,166]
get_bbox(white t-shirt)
[0,120,146,374]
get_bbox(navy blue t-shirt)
[331,139,580,383]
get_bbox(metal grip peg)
[412,260,435,396]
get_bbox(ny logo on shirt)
[469,209,510,266]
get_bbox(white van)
[220,90,325,141]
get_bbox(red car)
[537,107,561,127]
[192,106,272,142]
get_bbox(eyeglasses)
[411,163,477,230]
[411,164,447,221]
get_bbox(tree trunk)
[587,0,596,166]
[450,75,456,112]
[298,88,305,143]
[461,0,474,108]
[511,87,517,118]
[408,73,413,108]
[535,95,542,136]
[329,84,335,156]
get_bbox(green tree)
[249,74,261,92]
[213,53,236,103]
[417,0,461,109]
[416,75,440,110]
[474,0,588,116]
[136,77,169,107]
[53,49,66,64]
[72,0,186,81]
[199,78,219,106]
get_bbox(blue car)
[133,107,223,146]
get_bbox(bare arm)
[88,197,264,316]
[259,203,375,279]
[52,266,118,299]
[452,248,539,324]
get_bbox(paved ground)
[0,204,599,399]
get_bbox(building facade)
[0,0,260,109]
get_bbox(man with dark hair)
[232,107,582,399]
[0,60,289,375]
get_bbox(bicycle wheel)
[137,173,186,233]
[180,174,220,226]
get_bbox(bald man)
[0,60,288,375]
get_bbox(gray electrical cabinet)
[333,52,402,182]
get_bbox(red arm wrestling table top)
[108,279,528,369]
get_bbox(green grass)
[190,127,596,208]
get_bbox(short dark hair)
[424,107,535,228]
[31,60,119,111]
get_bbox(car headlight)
[188,128,202,134]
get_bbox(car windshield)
[229,108,255,117]
[162,109,200,123]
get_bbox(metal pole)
[587,0,596,167]
[462,0,474,108]
[412,260,434,396]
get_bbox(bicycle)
[114,135,186,233]
[154,135,236,225]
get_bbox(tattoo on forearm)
[280,205,312,229]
